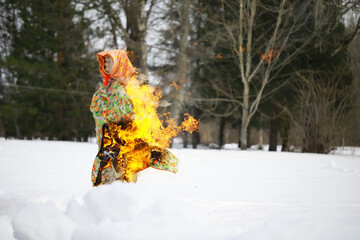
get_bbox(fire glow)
[103,76,199,182]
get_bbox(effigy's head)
[97,49,136,86]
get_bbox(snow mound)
[12,202,75,240]
[12,182,214,240]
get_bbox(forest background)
[0,0,359,154]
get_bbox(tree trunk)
[177,109,188,149]
[191,107,201,149]
[127,29,147,78]
[259,114,264,149]
[0,110,5,137]
[350,33,360,145]
[247,127,251,148]
[269,119,278,151]
[238,118,241,149]
[14,109,21,139]
[192,130,200,149]
[125,0,148,78]
[182,132,188,148]
[171,0,189,125]
[281,119,290,151]
[269,105,278,151]
[219,117,226,149]
[259,127,264,150]
[240,84,250,150]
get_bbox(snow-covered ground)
[0,139,359,240]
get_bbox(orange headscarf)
[97,49,136,86]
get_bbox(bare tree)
[214,0,321,149]
[294,72,353,153]
[189,0,358,149]
[87,0,158,78]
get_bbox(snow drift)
[0,139,359,239]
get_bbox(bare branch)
[245,0,257,78]
[145,0,157,26]
[220,0,239,58]
[331,17,360,57]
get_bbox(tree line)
[0,0,359,153]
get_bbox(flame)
[181,113,199,133]
[104,76,199,182]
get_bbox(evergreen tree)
[1,0,98,140]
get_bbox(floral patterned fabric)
[90,81,135,147]
[149,146,179,173]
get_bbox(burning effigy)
[90,49,198,186]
